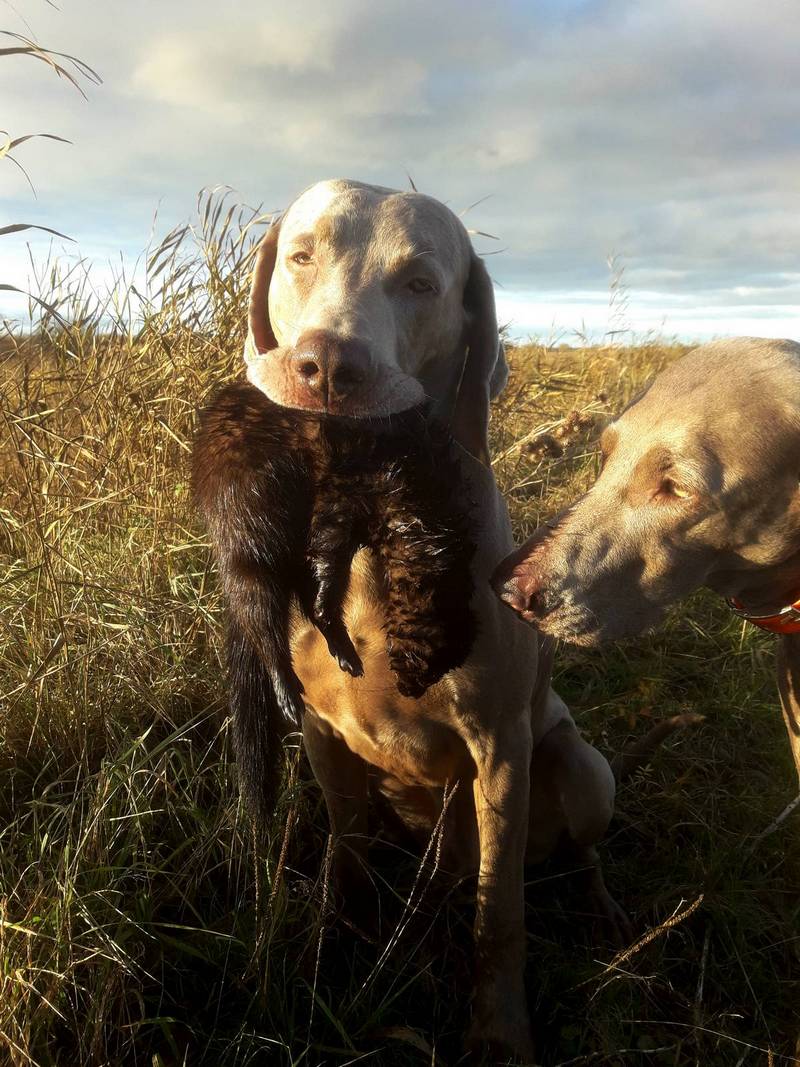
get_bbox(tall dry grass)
[2,26,101,307]
[1,193,798,1065]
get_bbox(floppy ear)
[490,340,509,399]
[244,216,282,363]
[450,251,501,466]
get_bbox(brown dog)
[493,337,800,796]
[234,179,633,1060]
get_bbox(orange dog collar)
[727,596,800,634]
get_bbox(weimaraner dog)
[241,179,625,1060]
[493,337,800,795]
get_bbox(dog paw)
[591,890,634,948]
[466,1019,536,1065]
[331,863,380,943]
[467,980,536,1065]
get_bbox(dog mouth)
[525,610,605,646]
[495,557,671,648]
[287,395,425,422]
[247,358,425,420]
[535,600,664,647]
[498,590,609,646]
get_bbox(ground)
[1,212,798,1065]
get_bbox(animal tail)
[611,713,705,783]
[227,625,296,835]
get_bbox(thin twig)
[577,895,705,993]
[747,793,800,853]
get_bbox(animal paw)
[466,1004,536,1065]
[321,629,363,677]
[336,650,364,677]
[331,854,380,942]
[591,888,634,948]
[313,611,364,678]
[465,968,537,1064]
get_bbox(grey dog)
[493,337,800,791]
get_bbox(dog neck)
[723,546,800,634]
[727,593,800,634]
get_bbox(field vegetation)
[1,198,798,1065]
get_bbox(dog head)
[493,338,800,644]
[245,179,505,462]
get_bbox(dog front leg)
[466,718,534,1062]
[302,711,373,924]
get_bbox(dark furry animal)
[192,380,477,817]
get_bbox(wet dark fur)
[192,380,477,821]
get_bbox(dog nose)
[292,330,370,405]
[491,544,550,619]
[495,572,547,617]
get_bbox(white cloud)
[1,0,799,340]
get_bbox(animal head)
[245,179,506,463]
[493,338,800,644]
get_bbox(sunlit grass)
[1,196,798,1065]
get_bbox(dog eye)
[658,478,691,501]
[407,277,436,294]
[290,251,312,266]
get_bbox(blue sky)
[2,0,799,342]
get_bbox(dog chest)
[290,555,474,786]
[302,695,472,788]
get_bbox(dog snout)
[291,329,372,408]
[494,567,550,618]
[491,538,557,620]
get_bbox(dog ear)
[450,251,501,466]
[244,216,282,362]
[490,339,509,399]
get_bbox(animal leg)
[535,716,616,851]
[370,443,475,699]
[530,713,630,943]
[560,842,633,946]
[308,509,363,677]
[464,715,535,1062]
[377,521,474,698]
[302,710,374,928]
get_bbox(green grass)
[1,198,798,1065]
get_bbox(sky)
[2,0,799,342]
